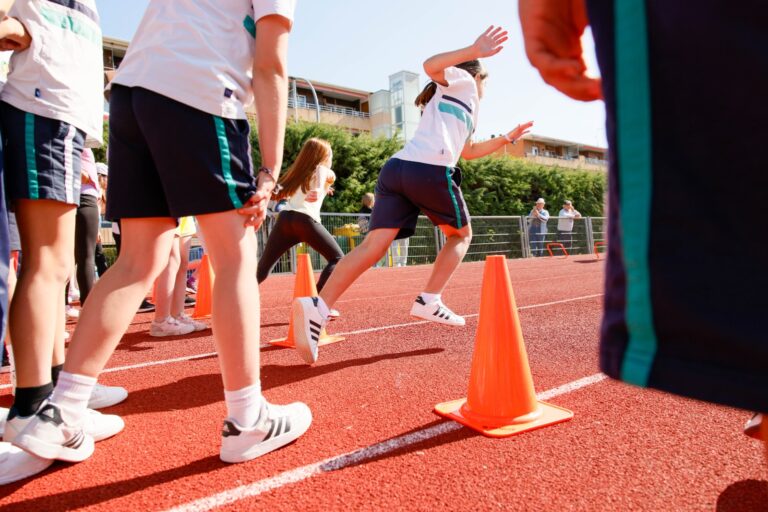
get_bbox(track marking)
[164,373,608,512]
[0,293,603,391]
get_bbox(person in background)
[357,192,374,235]
[557,199,581,251]
[94,163,109,277]
[528,198,549,256]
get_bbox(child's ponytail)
[414,82,438,108]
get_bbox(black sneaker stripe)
[284,417,291,433]
[310,327,321,335]
[63,430,84,449]
[264,418,277,440]
[415,296,426,306]
[311,335,319,342]
[309,320,322,329]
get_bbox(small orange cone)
[150,279,158,304]
[434,255,573,437]
[269,253,344,348]
[192,254,214,320]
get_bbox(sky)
[96,0,607,147]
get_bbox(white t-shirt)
[393,67,479,168]
[1,0,104,142]
[284,165,334,223]
[112,0,295,120]
[557,208,581,231]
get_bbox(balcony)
[524,153,607,171]
[288,99,370,119]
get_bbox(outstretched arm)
[423,26,508,86]
[461,121,533,160]
[518,0,601,101]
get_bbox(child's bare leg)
[63,218,176,377]
[423,224,472,294]
[318,228,398,308]
[153,236,181,321]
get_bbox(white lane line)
[0,293,604,391]
[164,373,608,512]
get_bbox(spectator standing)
[528,198,549,256]
[557,200,581,250]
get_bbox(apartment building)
[494,134,608,171]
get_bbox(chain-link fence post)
[586,217,595,256]
[520,216,531,258]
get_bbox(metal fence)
[99,215,608,274]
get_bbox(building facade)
[494,134,608,171]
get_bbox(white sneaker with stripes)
[220,401,312,463]
[292,297,326,364]
[410,296,466,326]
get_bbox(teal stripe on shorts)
[615,0,658,386]
[213,116,243,209]
[24,113,39,200]
[445,166,462,230]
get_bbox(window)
[394,106,403,124]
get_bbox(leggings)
[74,194,100,304]
[257,210,343,292]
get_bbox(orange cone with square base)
[434,255,573,437]
[192,255,214,320]
[269,253,344,348]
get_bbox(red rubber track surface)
[1,256,765,511]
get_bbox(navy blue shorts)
[106,86,257,219]
[1,102,85,206]
[588,0,768,412]
[369,158,470,240]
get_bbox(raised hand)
[507,120,534,141]
[472,26,508,59]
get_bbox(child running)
[11,0,309,470]
[257,138,344,304]
[292,26,533,364]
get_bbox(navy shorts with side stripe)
[0,102,85,206]
[588,0,768,412]
[106,85,257,220]
[369,158,470,240]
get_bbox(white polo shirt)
[112,0,295,120]
[1,0,104,142]
[394,67,479,168]
[284,165,334,223]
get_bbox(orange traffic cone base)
[434,398,573,438]
[268,332,345,348]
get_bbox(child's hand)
[507,121,534,141]
[519,0,602,101]
[471,26,508,59]
[0,16,31,52]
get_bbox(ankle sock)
[316,296,331,320]
[51,364,64,386]
[224,383,265,427]
[420,292,441,304]
[12,382,54,418]
[50,371,97,424]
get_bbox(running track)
[1,256,765,511]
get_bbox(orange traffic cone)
[434,255,573,437]
[192,254,214,320]
[269,253,344,348]
[150,279,158,304]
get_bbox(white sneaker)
[0,442,53,485]
[410,296,466,326]
[149,316,195,337]
[11,403,94,462]
[0,407,7,438]
[291,297,326,364]
[88,383,128,410]
[5,404,123,444]
[327,309,340,321]
[66,306,80,320]
[175,313,209,332]
[220,401,312,463]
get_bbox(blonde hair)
[362,192,375,208]
[276,138,332,200]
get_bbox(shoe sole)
[0,447,54,485]
[291,300,319,364]
[220,409,312,463]
[744,415,764,441]
[15,431,95,462]
[409,312,465,327]
[149,328,196,337]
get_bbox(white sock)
[51,371,97,424]
[224,383,265,427]
[316,296,331,320]
[420,292,441,304]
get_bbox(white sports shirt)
[393,67,479,168]
[2,0,104,142]
[113,0,295,120]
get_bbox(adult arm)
[238,14,292,228]
[518,0,601,101]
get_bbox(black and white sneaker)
[137,299,155,314]
[13,403,95,462]
[219,401,312,463]
[744,412,764,441]
[292,297,326,364]
[410,296,466,326]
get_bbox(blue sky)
[97,0,607,147]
